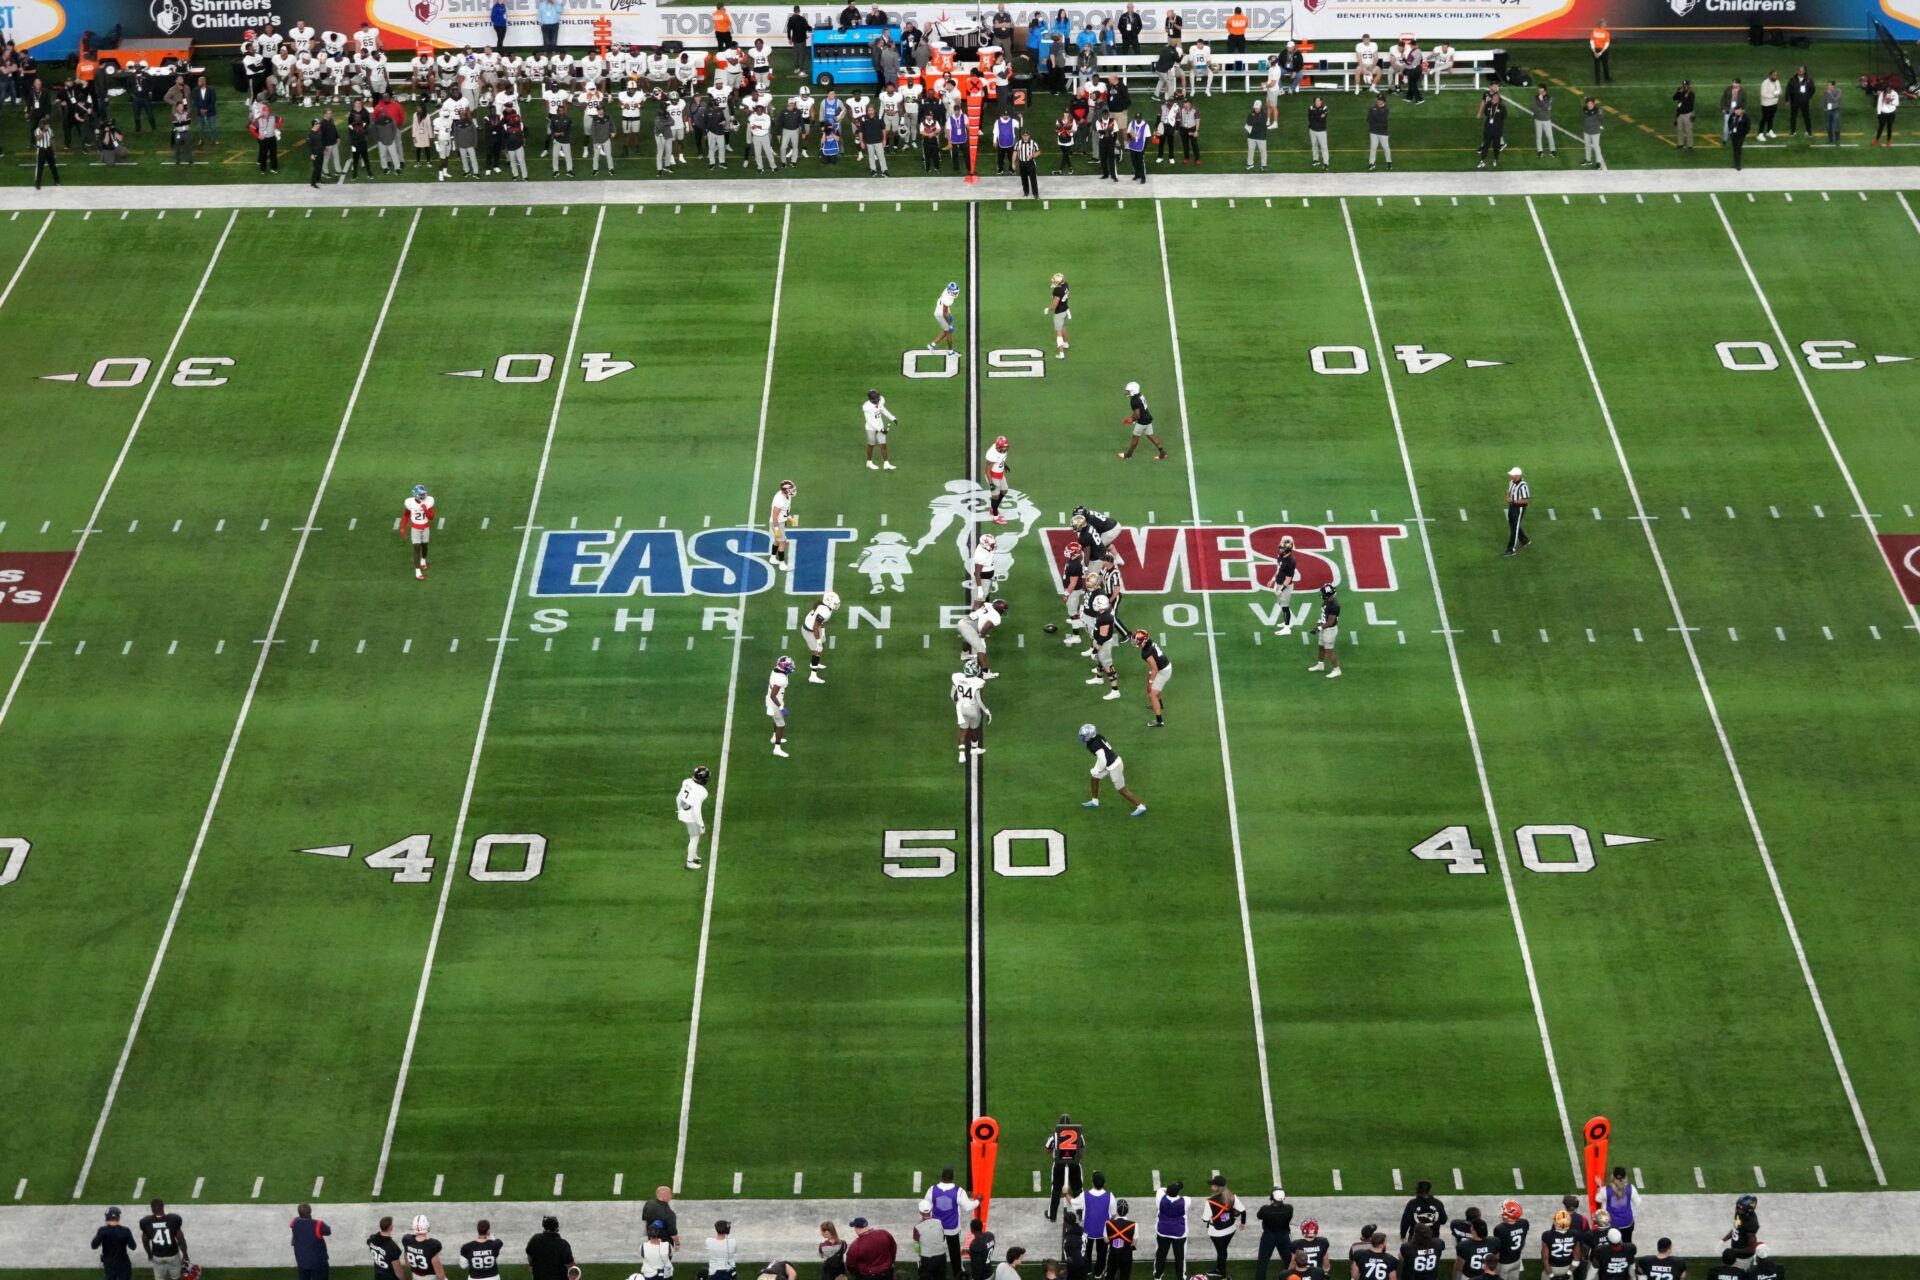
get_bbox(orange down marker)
[969,1116,1000,1227]
[1583,1116,1611,1216]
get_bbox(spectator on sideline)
[1476,88,1505,168]
[995,1246,1028,1280]
[92,1208,137,1280]
[490,0,508,49]
[1366,93,1390,170]
[1786,66,1815,137]
[1757,70,1781,140]
[1531,84,1555,156]
[643,1187,681,1248]
[1672,78,1694,150]
[708,1221,740,1280]
[1117,3,1142,54]
[1306,95,1329,170]
[1581,96,1603,166]
[525,1216,574,1280]
[821,1222,850,1280]
[1254,1191,1293,1280]
[1589,21,1611,82]
[289,1206,331,1280]
[1875,84,1898,146]
[640,1222,675,1280]
[848,1217,900,1280]
[1824,80,1842,145]
[1244,101,1268,170]
[193,75,217,142]
[538,0,562,52]
[1719,77,1744,141]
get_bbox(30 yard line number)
[883,828,1067,879]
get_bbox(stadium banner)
[6,0,1912,58]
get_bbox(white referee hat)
[1508,466,1524,477]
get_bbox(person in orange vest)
[1589,22,1611,84]
[1224,7,1248,71]
[714,3,736,50]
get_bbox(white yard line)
[0,210,54,312]
[1339,197,1581,1185]
[1154,199,1281,1189]
[71,209,422,1199]
[964,202,986,1121]
[372,205,608,1198]
[670,203,793,1194]
[1530,196,1886,1186]
[1500,96,1598,166]
[1898,192,1920,238]
[0,210,237,736]
[1708,194,1920,641]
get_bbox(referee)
[1504,466,1531,556]
[1015,129,1042,199]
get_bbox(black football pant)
[1789,100,1812,134]
[1048,1160,1083,1219]
[1254,1233,1290,1280]
[1018,159,1038,196]
[1210,1235,1231,1276]
[1108,1250,1134,1280]
[1506,502,1530,552]
[1088,1239,1110,1277]
[1152,1236,1185,1280]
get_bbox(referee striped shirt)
[1015,137,1041,163]
[1507,478,1530,504]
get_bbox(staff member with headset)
[1504,467,1531,556]
[1151,1181,1189,1280]
[1204,1176,1247,1278]
[1254,1191,1293,1280]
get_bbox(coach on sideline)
[1504,467,1532,556]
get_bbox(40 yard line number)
[1412,824,1655,876]
[297,833,548,883]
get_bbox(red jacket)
[846,1230,898,1278]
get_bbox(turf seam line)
[0,209,238,739]
[669,202,793,1196]
[1154,199,1282,1190]
[1532,194,1886,1188]
[70,207,422,1202]
[373,205,606,1199]
[1341,197,1581,1186]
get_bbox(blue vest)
[929,1185,962,1232]
[1157,1194,1188,1239]
[1081,1189,1114,1237]
[995,117,1016,147]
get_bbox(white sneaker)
[1326,668,1342,679]
[867,460,879,470]
[685,858,702,870]
[1308,661,1325,672]
[772,745,789,757]
[1085,676,1106,685]
[882,461,896,470]
[1079,648,1095,658]
[1063,635,1080,646]
[983,670,999,679]
[415,566,424,580]
[1102,688,1122,700]
[1276,624,1293,636]
[971,745,985,754]
[808,673,826,684]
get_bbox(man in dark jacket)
[91,1208,137,1280]
[788,6,813,73]
[1254,1191,1294,1280]
[525,1216,574,1280]
[290,1205,332,1280]
[1785,66,1815,137]
[1117,3,1142,53]
[1727,103,1751,169]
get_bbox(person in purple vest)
[920,1167,979,1277]
[1077,1173,1116,1278]
[1597,1170,1641,1245]
[1151,1182,1189,1280]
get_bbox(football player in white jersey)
[984,434,1010,524]
[862,388,897,471]
[971,533,998,605]
[801,591,839,684]
[952,658,990,762]
[957,599,1008,676]
[768,479,796,567]
[930,281,959,352]
[766,655,794,757]
[289,20,316,54]
[676,765,711,869]
[402,484,434,579]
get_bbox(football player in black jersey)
[1748,1246,1782,1280]
[1588,1229,1635,1280]
[1721,1197,1758,1267]
[1539,1211,1579,1280]
[1088,593,1123,700]
[1071,506,1122,560]
[1308,582,1342,678]
[1079,724,1146,815]
[1060,547,1088,648]
[404,1217,447,1280]
[1296,1223,1331,1274]
[1400,1182,1447,1243]
[460,1223,505,1280]
[1046,272,1072,358]
[1401,1228,1444,1280]
[1492,1202,1529,1280]
[1353,1232,1398,1280]
[367,1218,406,1280]
[1133,629,1171,726]
[1118,381,1169,461]
[1289,1250,1329,1280]
[1452,1218,1490,1280]
[1703,1251,1743,1280]
[1634,1238,1684,1280]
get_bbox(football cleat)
[1501,1201,1522,1223]
[822,590,841,610]
[991,599,1008,614]
[774,655,795,674]
[993,435,1009,450]
[1077,723,1097,742]
[693,765,711,785]
[1124,380,1140,395]
[779,479,796,496]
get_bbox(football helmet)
[1132,629,1150,645]
[962,658,982,678]
[693,765,711,785]
[945,281,960,295]
[1280,535,1295,551]
[822,591,841,610]
[1551,1212,1570,1231]
[1500,1201,1522,1223]
[867,388,881,402]
[1077,723,1097,743]
[1124,381,1140,395]
[1736,1195,1758,1212]
[412,1215,431,1234]
[779,479,796,496]
[1301,1222,1319,1240]
[1592,1211,1611,1230]
[993,435,1009,450]
[411,484,428,499]
[1320,582,1337,600]
[979,534,997,552]
[774,656,795,674]
[1051,272,1066,285]
[1070,514,1088,530]
[991,599,1008,614]
[1091,593,1112,613]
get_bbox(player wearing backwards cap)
[952,657,990,762]
[930,281,960,352]
[1079,723,1147,816]
[862,388,898,471]
[802,591,840,683]
[1118,382,1169,461]
[676,765,711,870]
[1492,1203,1530,1280]
[405,1217,448,1280]
[1045,272,1072,358]
[767,655,794,757]
[985,434,1011,524]
[403,484,434,580]
[769,479,797,568]
[1308,582,1342,679]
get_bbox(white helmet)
[412,1215,431,1235]
[1280,535,1295,551]
[1124,381,1140,395]
[1091,593,1112,612]
[980,534,997,551]
[822,590,841,610]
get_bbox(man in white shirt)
[675,766,710,869]
[289,20,316,53]
[1354,34,1379,93]
[861,388,897,470]
[706,1222,739,1280]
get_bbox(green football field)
[1,186,1919,1214]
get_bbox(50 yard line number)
[884,828,1067,879]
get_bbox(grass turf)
[0,190,1916,1210]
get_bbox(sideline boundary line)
[1154,199,1282,1189]
[373,205,607,1197]
[1339,196,1581,1185]
[0,210,237,736]
[1531,195,1886,1186]
[72,208,423,1198]
[670,203,794,1193]
[0,210,54,313]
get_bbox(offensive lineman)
[985,434,1011,524]
[768,479,797,567]
[1118,381,1169,461]
[971,533,999,605]
[1308,582,1342,679]
[767,655,794,757]
[1045,272,1072,359]
[403,483,435,580]
[1059,543,1088,648]
[930,280,960,352]
[952,657,990,761]
[801,591,839,683]
[958,598,1009,676]
[1078,723,1147,816]
[1270,534,1301,635]
[1071,505,1123,561]
[1086,590,1124,700]
[863,388,898,471]
[676,765,711,869]
[1134,628,1172,726]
